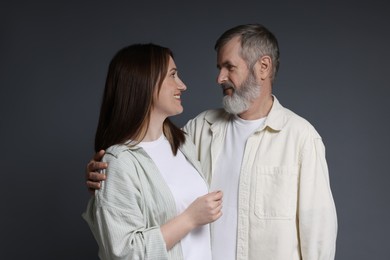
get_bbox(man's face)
[216,36,260,115]
[222,71,259,114]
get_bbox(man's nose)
[217,70,227,85]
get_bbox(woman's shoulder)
[105,144,131,158]
[102,143,141,166]
[100,144,142,186]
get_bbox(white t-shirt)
[139,134,211,260]
[210,115,266,260]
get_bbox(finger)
[88,161,108,172]
[210,208,223,222]
[215,210,223,220]
[88,172,106,181]
[93,150,106,161]
[210,190,223,200]
[211,199,223,210]
[214,204,223,215]
[86,180,101,189]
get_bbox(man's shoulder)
[190,108,228,124]
[183,108,228,136]
[280,106,321,138]
[271,97,321,138]
[283,106,311,125]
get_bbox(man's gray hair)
[215,24,280,82]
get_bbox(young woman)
[83,43,222,260]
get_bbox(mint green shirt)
[83,138,206,260]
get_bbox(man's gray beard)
[222,72,260,115]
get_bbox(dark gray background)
[1,1,389,259]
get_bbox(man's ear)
[257,55,272,80]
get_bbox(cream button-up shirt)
[183,96,338,260]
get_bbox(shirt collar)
[206,95,289,133]
[262,95,288,132]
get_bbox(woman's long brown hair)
[94,43,185,154]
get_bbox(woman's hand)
[160,191,223,250]
[183,191,223,228]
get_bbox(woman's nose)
[177,80,187,91]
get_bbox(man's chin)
[222,105,246,115]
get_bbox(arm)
[85,153,171,259]
[84,151,222,259]
[298,132,338,259]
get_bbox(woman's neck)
[142,113,165,142]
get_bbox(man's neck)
[238,94,273,120]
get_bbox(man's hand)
[86,150,107,195]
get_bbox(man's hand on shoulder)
[86,150,107,195]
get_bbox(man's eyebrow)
[217,61,234,69]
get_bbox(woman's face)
[152,57,187,119]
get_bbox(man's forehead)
[217,39,244,65]
[218,36,241,53]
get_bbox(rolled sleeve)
[83,152,169,260]
[94,204,168,260]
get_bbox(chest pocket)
[254,166,298,220]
